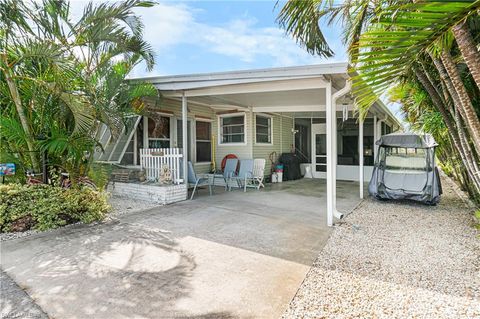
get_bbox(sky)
[70,0,346,77]
[68,0,402,119]
[130,0,346,77]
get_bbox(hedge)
[0,184,110,232]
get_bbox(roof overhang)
[129,62,402,128]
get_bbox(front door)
[312,123,327,178]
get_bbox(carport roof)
[129,62,349,91]
[129,62,402,128]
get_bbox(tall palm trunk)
[414,68,480,192]
[454,106,480,192]
[452,20,480,91]
[440,50,480,155]
[430,56,480,188]
[2,56,40,172]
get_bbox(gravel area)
[0,270,48,319]
[283,176,480,319]
[0,195,161,242]
[106,195,161,217]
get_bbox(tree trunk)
[428,56,480,190]
[452,20,480,91]
[414,69,457,140]
[2,56,40,172]
[414,68,480,192]
[440,50,480,156]
[454,106,480,192]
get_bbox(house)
[96,62,402,226]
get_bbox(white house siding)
[252,113,294,175]
[142,98,215,174]
[142,99,258,174]
[215,110,254,166]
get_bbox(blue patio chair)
[228,159,254,192]
[188,161,212,200]
[213,158,238,191]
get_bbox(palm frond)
[352,0,480,115]
[277,0,335,58]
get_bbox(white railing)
[140,148,184,184]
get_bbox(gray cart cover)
[368,133,442,204]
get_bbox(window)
[337,118,375,166]
[219,114,245,144]
[255,115,272,144]
[384,147,428,171]
[196,121,211,162]
[148,116,170,148]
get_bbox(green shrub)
[0,184,110,232]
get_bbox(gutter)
[331,80,352,221]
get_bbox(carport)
[138,63,401,226]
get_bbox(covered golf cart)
[368,133,442,204]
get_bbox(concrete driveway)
[1,180,363,319]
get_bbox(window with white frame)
[219,114,245,144]
[148,116,170,148]
[176,119,193,161]
[255,114,272,144]
[195,121,212,162]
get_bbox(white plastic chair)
[250,159,266,189]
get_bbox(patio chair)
[188,161,212,200]
[212,158,238,191]
[228,159,254,192]
[246,158,266,190]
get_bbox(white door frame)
[311,123,327,178]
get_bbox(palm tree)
[277,0,382,58]
[452,19,480,92]
[349,1,480,154]
[277,0,480,197]
[0,0,156,176]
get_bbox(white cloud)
[67,0,346,76]
[134,2,331,68]
[135,2,196,51]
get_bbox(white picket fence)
[140,148,184,184]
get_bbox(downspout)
[331,80,352,221]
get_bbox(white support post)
[373,115,377,161]
[377,119,384,140]
[332,107,337,210]
[359,118,364,199]
[182,93,188,188]
[326,82,334,227]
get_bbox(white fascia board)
[159,76,329,96]
[155,75,326,92]
[181,77,329,97]
[130,62,348,86]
